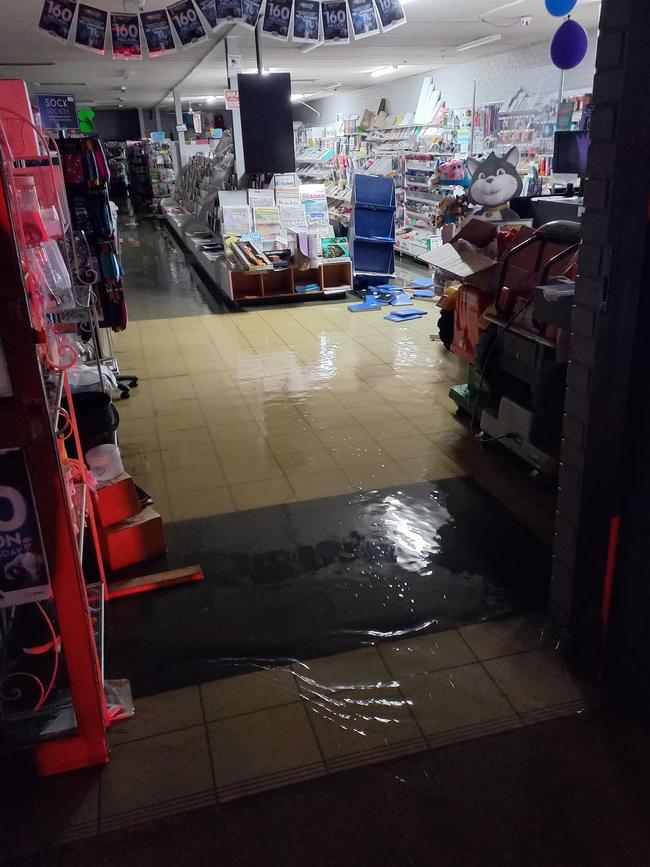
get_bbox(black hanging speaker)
[237,72,296,174]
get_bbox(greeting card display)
[0,449,51,609]
[111,12,142,60]
[216,0,242,19]
[38,0,77,43]
[322,0,350,43]
[196,0,219,28]
[140,9,176,54]
[168,0,208,45]
[75,3,108,54]
[262,0,293,40]
[348,0,379,38]
[293,0,320,42]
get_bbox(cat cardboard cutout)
[467,148,522,221]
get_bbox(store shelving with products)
[127,139,177,214]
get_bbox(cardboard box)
[100,506,166,573]
[91,472,141,528]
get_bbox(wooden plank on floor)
[108,565,204,599]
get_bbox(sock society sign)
[37,0,406,55]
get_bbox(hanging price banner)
[168,0,208,46]
[293,0,320,43]
[322,0,350,43]
[111,12,142,60]
[0,449,51,610]
[216,0,242,19]
[75,3,108,54]
[262,0,293,40]
[38,0,77,43]
[140,9,176,56]
[196,0,218,29]
[240,0,263,29]
[348,0,379,39]
[373,0,406,32]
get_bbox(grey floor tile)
[379,629,476,678]
[108,686,203,745]
[201,668,299,721]
[460,614,554,661]
[400,662,518,738]
[293,646,392,694]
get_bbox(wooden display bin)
[322,261,353,291]
[231,270,263,301]
[261,268,293,298]
[293,267,322,294]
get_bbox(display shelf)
[216,258,352,304]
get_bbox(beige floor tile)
[109,687,203,745]
[208,420,262,443]
[118,436,161,463]
[201,668,299,721]
[122,451,163,477]
[306,411,357,431]
[255,414,312,436]
[100,726,214,824]
[328,440,390,469]
[153,404,206,433]
[276,449,338,474]
[169,485,235,521]
[349,403,401,424]
[409,410,464,435]
[460,615,553,661]
[401,663,517,737]
[230,477,295,511]
[266,431,323,455]
[161,443,219,471]
[145,355,187,378]
[398,453,465,482]
[316,424,375,447]
[207,703,324,794]
[223,456,284,485]
[154,494,172,524]
[288,469,356,501]
[379,630,477,678]
[157,426,213,451]
[165,462,226,493]
[135,470,168,502]
[201,403,254,425]
[115,389,154,420]
[364,417,422,441]
[294,646,391,693]
[149,375,195,403]
[344,461,411,491]
[214,436,274,462]
[381,434,442,462]
[483,649,589,715]
[307,682,424,756]
[117,415,158,441]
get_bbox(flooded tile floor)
[1,219,612,862]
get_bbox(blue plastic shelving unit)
[350,175,396,287]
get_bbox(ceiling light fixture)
[370,65,404,78]
[301,41,323,54]
[456,33,502,51]
[206,96,217,103]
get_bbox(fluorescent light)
[206,96,217,104]
[291,94,304,101]
[483,0,526,14]
[456,33,502,52]
[371,65,404,78]
[301,41,323,54]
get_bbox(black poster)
[141,9,176,56]
[75,3,108,54]
[216,0,242,18]
[322,0,349,43]
[0,449,51,609]
[374,0,406,32]
[196,0,219,28]
[111,13,142,60]
[38,0,77,43]
[262,0,293,40]
[293,0,320,42]
[240,0,263,29]
[167,0,208,46]
[348,0,379,38]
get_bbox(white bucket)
[86,443,124,483]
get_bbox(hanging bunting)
[167,0,208,45]
[374,0,406,32]
[216,0,243,19]
[140,9,177,55]
[38,0,77,43]
[195,0,219,29]
[74,4,108,54]
[322,0,350,43]
[262,0,293,40]
[240,0,263,29]
[293,0,320,42]
[111,13,142,60]
[348,0,379,39]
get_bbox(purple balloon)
[550,19,589,70]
